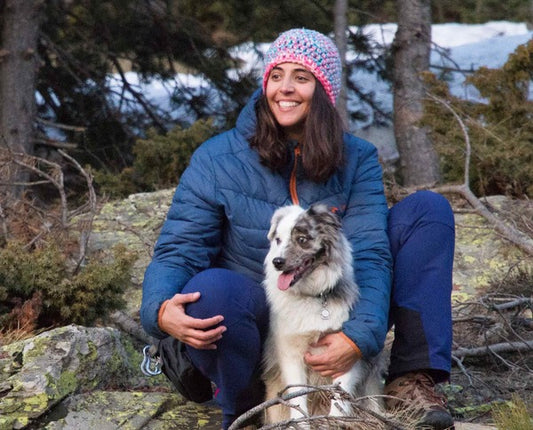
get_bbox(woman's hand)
[304,332,360,379]
[158,292,226,350]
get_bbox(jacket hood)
[235,88,262,141]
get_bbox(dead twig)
[58,149,97,272]
[229,383,410,430]
[11,155,68,228]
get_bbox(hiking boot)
[384,372,454,429]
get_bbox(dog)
[262,204,384,424]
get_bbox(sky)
[114,21,532,133]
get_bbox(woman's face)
[265,62,316,140]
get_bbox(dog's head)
[265,204,350,293]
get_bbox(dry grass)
[492,395,533,430]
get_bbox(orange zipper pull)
[290,146,300,205]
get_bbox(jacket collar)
[235,88,262,141]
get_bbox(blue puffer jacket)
[140,90,392,358]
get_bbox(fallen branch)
[493,297,532,311]
[453,339,533,358]
[433,183,533,256]
[109,310,156,346]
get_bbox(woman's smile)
[266,63,316,139]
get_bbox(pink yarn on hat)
[262,28,342,105]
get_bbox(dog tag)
[321,308,330,320]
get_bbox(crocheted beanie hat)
[262,28,342,105]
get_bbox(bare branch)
[109,56,167,133]
[7,151,68,227]
[58,149,97,271]
[433,183,533,256]
[36,117,86,132]
[33,138,78,150]
[453,338,533,358]
[426,93,471,187]
[493,298,532,311]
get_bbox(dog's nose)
[272,257,285,270]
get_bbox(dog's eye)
[275,237,281,245]
[297,236,308,245]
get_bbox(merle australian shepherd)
[262,204,384,424]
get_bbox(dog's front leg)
[278,339,310,420]
[329,365,362,417]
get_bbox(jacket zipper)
[290,146,300,205]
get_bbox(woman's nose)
[280,77,294,92]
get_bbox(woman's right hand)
[158,292,226,350]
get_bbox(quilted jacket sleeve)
[140,142,223,339]
[341,137,392,358]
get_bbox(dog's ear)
[267,216,280,241]
[267,207,288,240]
[308,204,341,231]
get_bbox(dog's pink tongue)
[277,272,294,291]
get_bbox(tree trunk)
[334,0,349,127]
[0,0,43,196]
[392,0,440,186]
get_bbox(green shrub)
[0,242,135,330]
[95,119,217,197]
[423,39,533,197]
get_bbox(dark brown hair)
[250,83,345,183]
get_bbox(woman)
[140,28,455,430]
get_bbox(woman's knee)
[389,190,454,228]
[182,268,265,321]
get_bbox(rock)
[86,189,174,286]
[41,391,222,430]
[455,423,497,430]
[452,195,532,298]
[0,325,135,430]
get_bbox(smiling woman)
[251,28,345,184]
[265,64,316,139]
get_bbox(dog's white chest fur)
[262,204,383,423]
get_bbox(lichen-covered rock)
[87,189,174,285]
[0,325,134,430]
[87,190,532,308]
[454,215,529,297]
[42,391,221,430]
[452,195,532,300]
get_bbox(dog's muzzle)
[272,257,285,270]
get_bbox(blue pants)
[182,191,455,429]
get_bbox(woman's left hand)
[304,332,359,379]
